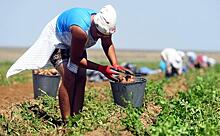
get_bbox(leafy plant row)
[149,66,220,135]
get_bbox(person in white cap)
[6,5,128,122]
[177,50,188,72]
[207,57,216,67]
[195,54,208,68]
[160,48,183,77]
[177,50,185,60]
[186,51,197,68]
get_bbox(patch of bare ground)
[0,81,110,113]
[84,128,112,136]
[147,73,164,81]
[140,102,162,128]
[84,128,133,136]
[106,109,126,134]
[0,48,27,62]
[0,83,33,114]
[164,75,188,99]
[86,81,111,101]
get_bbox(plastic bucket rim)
[110,77,147,85]
[32,73,60,77]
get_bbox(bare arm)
[101,35,119,66]
[70,26,100,71]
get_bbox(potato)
[117,75,135,83]
[34,68,59,76]
[49,68,58,75]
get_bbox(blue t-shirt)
[159,60,167,72]
[56,8,97,45]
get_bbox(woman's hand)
[113,64,134,75]
[98,65,119,81]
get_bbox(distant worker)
[6,5,130,122]
[186,51,197,69]
[207,57,216,67]
[177,50,188,72]
[177,50,185,60]
[195,55,208,68]
[160,48,183,77]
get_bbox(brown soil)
[0,83,33,113]
[2,48,220,62]
[164,76,188,99]
[140,102,162,128]
[84,128,112,136]
[0,81,110,114]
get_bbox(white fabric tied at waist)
[6,16,61,78]
[6,15,98,78]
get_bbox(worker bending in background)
[159,48,183,78]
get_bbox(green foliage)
[0,61,32,86]
[130,61,160,69]
[149,69,220,136]
[121,104,148,135]
[145,79,168,107]
[0,95,61,135]
[0,61,220,135]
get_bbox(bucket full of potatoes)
[110,73,147,108]
[32,68,60,98]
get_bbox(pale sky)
[1,0,220,51]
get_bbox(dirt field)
[0,47,220,113]
[0,83,33,113]
[1,47,220,62]
[0,80,110,113]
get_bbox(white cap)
[170,55,183,69]
[208,57,216,66]
[94,5,117,35]
[177,50,185,58]
[186,51,197,61]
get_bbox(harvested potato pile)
[117,75,135,83]
[33,68,59,76]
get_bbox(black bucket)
[32,71,61,98]
[110,77,147,108]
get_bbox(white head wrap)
[94,5,117,35]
